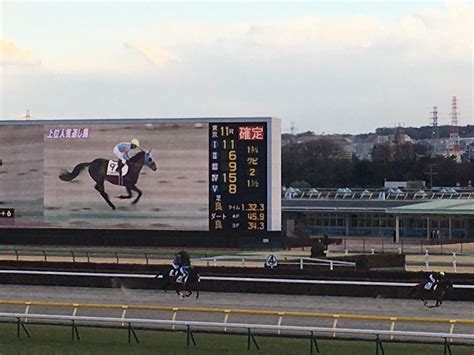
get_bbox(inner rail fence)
[0,301,473,353]
[0,248,359,271]
[326,238,474,256]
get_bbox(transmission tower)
[430,106,439,139]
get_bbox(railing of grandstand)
[283,187,474,200]
[0,300,473,347]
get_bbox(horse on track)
[59,150,157,210]
[156,267,200,299]
[411,278,453,308]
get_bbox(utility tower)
[448,96,461,162]
[430,106,439,139]
[24,109,31,120]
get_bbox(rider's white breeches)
[176,275,188,284]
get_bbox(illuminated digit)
[229,150,237,160]
[229,184,237,194]
[229,162,237,171]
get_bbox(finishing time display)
[209,123,267,231]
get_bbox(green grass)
[0,324,472,355]
[0,245,237,259]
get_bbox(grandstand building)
[282,188,474,241]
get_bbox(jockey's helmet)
[131,138,140,147]
[439,271,445,277]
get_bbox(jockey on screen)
[425,271,445,291]
[113,139,140,180]
[114,138,140,165]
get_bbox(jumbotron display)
[0,118,281,232]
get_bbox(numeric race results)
[209,123,267,232]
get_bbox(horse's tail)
[195,273,200,299]
[157,268,172,291]
[59,162,91,181]
[408,283,420,298]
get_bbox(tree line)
[282,138,474,188]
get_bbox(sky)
[1,0,472,134]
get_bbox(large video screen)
[0,119,280,232]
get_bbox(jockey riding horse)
[171,251,192,284]
[157,251,199,298]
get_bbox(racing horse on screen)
[58,150,157,210]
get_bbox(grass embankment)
[0,324,472,355]
[0,245,231,259]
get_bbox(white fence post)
[424,250,430,271]
[299,258,304,270]
[452,253,457,273]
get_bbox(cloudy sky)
[1,0,472,134]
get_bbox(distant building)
[384,181,407,189]
[353,141,374,160]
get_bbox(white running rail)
[0,269,473,289]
